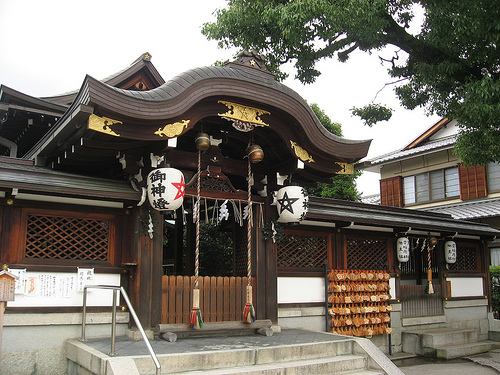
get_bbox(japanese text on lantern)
[147,167,185,211]
[149,170,168,210]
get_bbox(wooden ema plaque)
[328,269,392,338]
[0,271,17,302]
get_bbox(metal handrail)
[80,285,161,375]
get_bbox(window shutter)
[459,164,487,200]
[380,177,403,207]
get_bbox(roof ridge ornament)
[154,120,190,138]
[88,114,122,137]
[226,49,273,76]
[218,100,270,132]
[290,141,315,163]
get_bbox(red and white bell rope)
[190,150,203,329]
[243,157,256,323]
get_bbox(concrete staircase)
[402,328,499,359]
[67,332,403,375]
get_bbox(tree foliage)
[491,265,500,316]
[202,0,500,165]
[199,222,234,277]
[308,103,362,201]
[310,103,343,136]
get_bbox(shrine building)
[1,52,499,373]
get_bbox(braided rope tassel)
[190,150,204,328]
[425,243,434,295]
[243,157,256,323]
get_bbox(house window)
[488,162,500,192]
[403,166,459,204]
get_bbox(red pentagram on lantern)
[172,175,185,200]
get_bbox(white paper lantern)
[444,240,457,264]
[397,237,410,262]
[147,168,185,211]
[274,185,309,223]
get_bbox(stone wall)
[278,298,490,355]
[1,312,129,375]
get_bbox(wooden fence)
[400,284,443,318]
[161,276,255,324]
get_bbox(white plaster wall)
[447,277,484,297]
[277,277,325,303]
[9,271,121,307]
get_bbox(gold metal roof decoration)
[336,162,354,175]
[88,114,121,137]
[290,141,315,163]
[154,120,190,138]
[218,100,270,132]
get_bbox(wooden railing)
[161,276,255,324]
[400,284,443,318]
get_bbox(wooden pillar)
[130,206,164,329]
[256,200,278,324]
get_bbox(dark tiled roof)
[308,197,500,237]
[0,157,140,202]
[421,197,500,220]
[363,135,456,167]
[360,194,380,205]
[27,57,371,165]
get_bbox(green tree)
[199,222,234,277]
[202,1,500,165]
[308,103,362,201]
[491,265,500,317]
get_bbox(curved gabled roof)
[92,62,370,158]
[42,52,165,105]
[27,51,371,182]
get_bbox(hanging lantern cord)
[243,157,256,323]
[190,149,204,329]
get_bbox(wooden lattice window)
[447,242,480,272]
[277,233,327,269]
[25,214,110,261]
[346,237,388,270]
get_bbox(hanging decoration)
[396,237,410,263]
[147,168,185,211]
[219,200,230,222]
[444,240,457,269]
[247,144,264,164]
[425,236,438,294]
[273,185,309,223]
[243,143,264,323]
[218,101,270,132]
[195,132,211,151]
[190,134,210,329]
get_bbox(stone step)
[433,341,494,360]
[133,341,356,374]
[67,331,403,375]
[162,354,370,375]
[489,330,500,341]
[402,328,479,355]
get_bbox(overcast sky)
[0,0,440,195]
